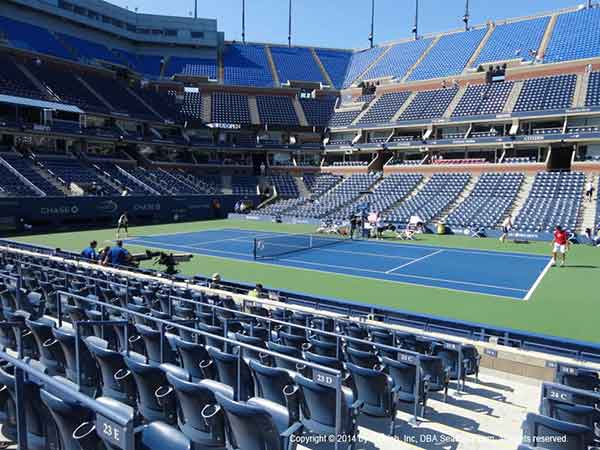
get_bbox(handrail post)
[15,365,28,450]
[334,374,342,450]
[74,321,81,388]
[159,323,165,364]
[236,347,242,402]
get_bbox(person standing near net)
[116,211,129,239]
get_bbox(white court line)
[132,238,528,293]
[186,233,277,248]
[385,249,444,274]
[126,239,527,300]
[524,258,554,301]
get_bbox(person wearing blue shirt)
[81,241,98,261]
[104,240,132,267]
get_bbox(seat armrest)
[280,421,303,438]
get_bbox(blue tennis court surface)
[127,228,552,300]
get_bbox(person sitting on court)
[81,240,98,261]
[409,214,424,233]
[103,240,132,267]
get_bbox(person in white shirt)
[500,216,513,243]
[585,181,595,203]
[116,212,129,238]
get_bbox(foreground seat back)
[164,366,226,447]
[214,392,288,450]
[521,412,595,450]
[40,379,97,450]
[296,374,357,437]
[0,362,57,450]
[123,352,176,424]
[171,335,210,380]
[85,336,136,406]
[207,347,254,401]
[52,327,98,393]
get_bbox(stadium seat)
[162,364,227,448]
[40,378,97,450]
[295,375,361,443]
[248,360,300,422]
[521,412,596,450]
[0,361,56,450]
[171,335,212,381]
[52,327,99,395]
[25,317,66,375]
[214,391,303,450]
[206,347,255,401]
[123,351,177,424]
[84,336,137,406]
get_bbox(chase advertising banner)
[0,195,260,233]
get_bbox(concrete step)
[573,71,590,108]
[464,24,496,71]
[201,92,212,123]
[292,96,309,127]
[505,174,535,221]
[248,96,261,125]
[503,81,524,114]
[443,85,468,119]
[264,45,280,87]
[311,48,333,87]
[402,36,441,82]
[437,175,480,222]
[538,14,558,61]
[75,75,114,110]
[295,176,310,197]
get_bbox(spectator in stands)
[81,240,98,261]
[249,283,265,298]
[98,245,110,263]
[585,180,595,203]
[116,211,129,238]
[209,273,221,290]
[104,240,132,267]
[500,216,513,243]
[552,225,569,267]
[260,162,266,176]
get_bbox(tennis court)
[127,228,552,300]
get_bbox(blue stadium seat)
[514,74,577,112]
[474,17,550,66]
[359,38,432,82]
[270,46,325,84]
[256,96,299,126]
[358,91,412,125]
[521,412,595,450]
[408,28,487,81]
[399,87,458,121]
[0,16,73,60]
[343,46,386,87]
[165,56,217,79]
[544,7,600,63]
[223,43,274,87]
[451,81,514,117]
[314,49,352,88]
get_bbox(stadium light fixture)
[288,0,292,47]
[241,0,246,43]
[194,0,197,19]
[463,0,470,30]
[412,0,419,40]
[369,0,375,48]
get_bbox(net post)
[253,238,257,260]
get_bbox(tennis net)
[253,233,350,260]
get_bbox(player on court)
[552,225,569,267]
[116,211,129,239]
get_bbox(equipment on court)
[253,233,350,260]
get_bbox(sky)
[107,0,586,49]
